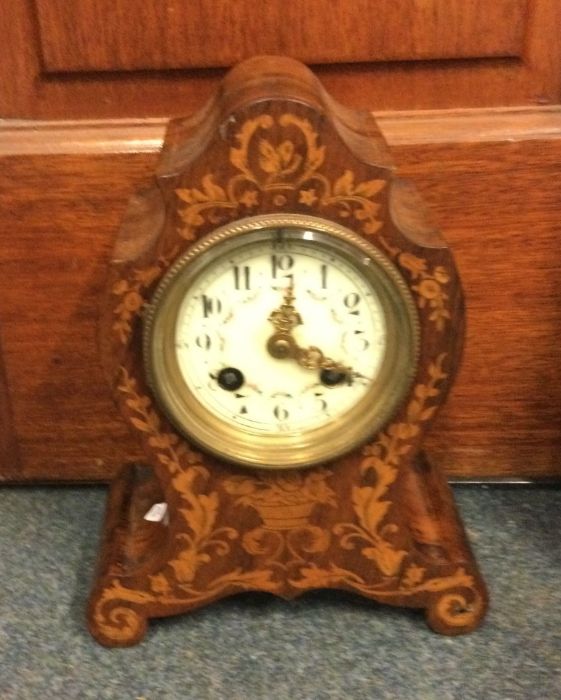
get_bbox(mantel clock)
[88,56,488,646]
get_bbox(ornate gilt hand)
[266,286,352,377]
[267,285,302,335]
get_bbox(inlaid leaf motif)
[149,573,172,595]
[200,174,227,201]
[170,547,209,583]
[363,539,407,577]
[332,356,449,579]
[172,468,203,495]
[290,565,334,588]
[333,170,355,196]
[428,354,447,382]
[258,139,302,176]
[259,139,281,173]
[197,493,220,536]
[133,264,163,286]
[148,432,179,450]
[223,475,257,497]
[278,113,325,174]
[230,114,274,178]
[129,416,152,433]
[355,179,386,198]
[176,174,227,205]
[352,486,391,533]
[210,568,280,592]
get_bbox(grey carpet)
[1,485,560,700]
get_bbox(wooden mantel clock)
[88,56,488,646]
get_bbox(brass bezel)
[143,214,419,469]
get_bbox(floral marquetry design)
[118,367,199,474]
[400,254,451,331]
[115,369,276,588]
[224,470,336,569]
[111,265,161,344]
[333,355,447,575]
[224,469,336,529]
[175,113,386,240]
[111,248,178,345]
[381,238,452,331]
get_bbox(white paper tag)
[144,502,168,523]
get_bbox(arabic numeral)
[344,292,360,315]
[195,334,212,350]
[201,294,222,318]
[271,254,294,279]
[273,405,289,421]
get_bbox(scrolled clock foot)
[425,586,488,636]
[88,599,148,647]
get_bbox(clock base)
[87,458,488,647]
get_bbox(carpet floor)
[0,484,560,700]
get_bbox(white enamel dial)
[174,238,386,434]
[144,215,418,469]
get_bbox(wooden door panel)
[0,154,146,482]
[34,0,526,73]
[2,0,560,117]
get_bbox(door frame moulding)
[2,106,561,156]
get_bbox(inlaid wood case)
[88,56,487,645]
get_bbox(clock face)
[144,215,419,469]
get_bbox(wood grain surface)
[2,1,560,117]
[36,0,524,72]
[402,140,561,478]
[0,154,149,481]
[0,329,20,479]
[4,107,561,156]
[1,125,560,482]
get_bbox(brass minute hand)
[266,286,352,376]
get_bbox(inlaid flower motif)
[172,114,385,240]
[299,188,318,206]
[258,139,302,176]
[417,279,441,302]
[123,291,143,312]
[399,252,427,275]
[434,266,450,284]
[238,189,259,208]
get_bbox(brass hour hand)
[266,287,353,379]
[267,285,301,360]
[268,285,302,335]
